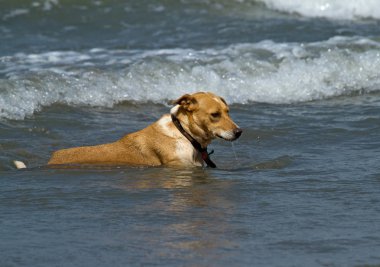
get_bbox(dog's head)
[171,92,242,144]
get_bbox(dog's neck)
[170,112,216,168]
[170,106,212,148]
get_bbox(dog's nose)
[234,128,243,139]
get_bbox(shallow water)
[1,0,380,266]
[2,98,380,266]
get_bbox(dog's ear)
[219,97,227,106]
[173,94,198,112]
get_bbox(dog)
[14,92,242,169]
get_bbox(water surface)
[1,0,380,266]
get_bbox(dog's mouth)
[216,128,242,141]
[216,134,234,141]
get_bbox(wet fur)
[18,92,242,168]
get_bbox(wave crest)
[1,37,380,120]
[259,0,380,20]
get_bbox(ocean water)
[1,0,380,266]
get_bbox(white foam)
[2,9,29,20]
[259,0,380,20]
[1,36,380,120]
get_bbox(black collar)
[171,114,216,168]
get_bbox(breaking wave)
[259,0,380,20]
[1,36,380,120]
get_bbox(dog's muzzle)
[217,128,243,141]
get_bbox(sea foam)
[1,37,380,120]
[260,0,380,20]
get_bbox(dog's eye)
[211,112,221,118]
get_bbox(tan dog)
[14,92,242,169]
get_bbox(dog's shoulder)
[152,114,182,139]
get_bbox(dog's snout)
[234,128,243,139]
